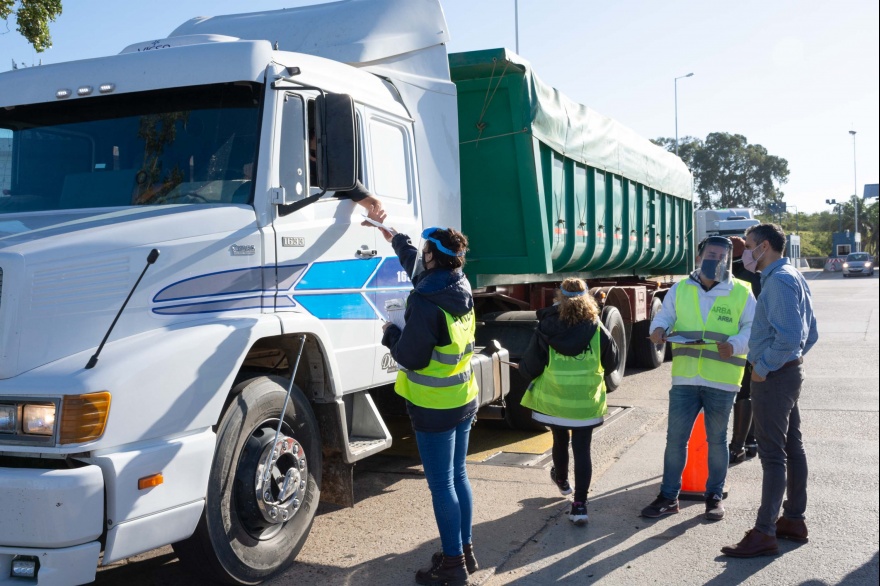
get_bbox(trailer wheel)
[173,376,321,585]
[601,306,627,392]
[630,297,665,369]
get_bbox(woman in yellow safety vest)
[380,226,478,586]
[519,278,620,525]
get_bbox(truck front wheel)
[173,376,321,585]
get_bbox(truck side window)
[306,98,364,194]
[0,128,11,195]
[280,93,307,202]
[367,117,411,202]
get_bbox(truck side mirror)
[314,93,357,192]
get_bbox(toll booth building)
[831,231,858,257]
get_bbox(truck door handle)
[356,249,378,259]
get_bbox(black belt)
[776,357,803,371]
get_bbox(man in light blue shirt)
[722,223,818,558]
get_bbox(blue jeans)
[660,385,737,499]
[414,416,475,557]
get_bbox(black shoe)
[729,445,746,465]
[641,494,679,518]
[431,544,478,575]
[416,553,469,586]
[705,494,725,521]
[550,466,572,496]
[569,501,588,525]
[745,442,758,458]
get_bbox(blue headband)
[560,288,587,298]
[421,227,466,257]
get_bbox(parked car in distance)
[842,252,875,277]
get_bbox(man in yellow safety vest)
[639,236,756,522]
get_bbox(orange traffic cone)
[679,411,726,500]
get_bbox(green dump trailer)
[449,49,694,420]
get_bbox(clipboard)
[665,335,709,345]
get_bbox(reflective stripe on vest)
[395,308,479,409]
[521,326,607,421]
[670,278,750,385]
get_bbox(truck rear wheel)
[630,297,665,369]
[601,306,627,392]
[173,376,321,585]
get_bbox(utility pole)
[514,1,520,53]
[849,130,859,252]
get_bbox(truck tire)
[173,376,321,585]
[630,297,665,369]
[601,306,627,392]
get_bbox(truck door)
[362,106,421,385]
[272,90,380,392]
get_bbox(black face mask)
[700,258,725,281]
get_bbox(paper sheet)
[361,214,393,232]
[384,299,406,330]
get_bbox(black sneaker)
[705,494,725,521]
[569,501,588,525]
[641,495,679,518]
[550,467,573,496]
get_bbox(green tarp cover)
[450,48,693,200]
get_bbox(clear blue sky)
[2,0,877,213]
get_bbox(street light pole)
[826,199,843,233]
[514,0,519,54]
[789,205,799,234]
[849,130,858,251]
[674,73,694,156]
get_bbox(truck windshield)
[0,82,261,214]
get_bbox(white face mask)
[741,243,765,273]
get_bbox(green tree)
[653,132,789,212]
[1,0,62,52]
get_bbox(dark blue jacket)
[381,233,477,432]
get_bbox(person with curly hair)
[518,278,620,525]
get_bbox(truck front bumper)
[0,542,100,586]
[0,464,104,585]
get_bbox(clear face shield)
[411,226,441,280]
[412,226,464,279]
[697,236,734,283]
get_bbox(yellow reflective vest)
[395,308,479,409]
[670,278,751,385]
[522,326,606,421]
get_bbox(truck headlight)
[0,404,15,433]
[22,404,56,435]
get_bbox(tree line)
[652,133,877,258]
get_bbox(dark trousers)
[551,426,596,503]
[751,364,808,536]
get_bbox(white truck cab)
[0,2,507,584]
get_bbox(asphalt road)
[96,269,879,586]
